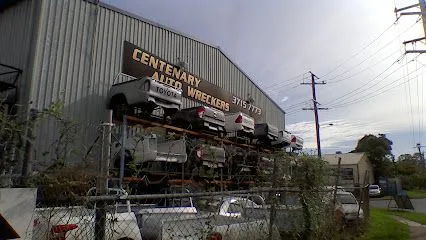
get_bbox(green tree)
[352,134,394,181]
[396,154,420,175]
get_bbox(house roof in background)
[322,152,366,165]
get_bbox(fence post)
[333,157,341,205]
[268,153,278,240]
[95,110,112,240]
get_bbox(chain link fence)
[19,183,369,240]
[1,109,370,239]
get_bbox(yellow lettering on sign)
[187,86,196,98]
[224,102,230,111]
[172,67,181,79]
[206,95,212,105]
[195,77,201,88]
[201,92,207,102]
[159,60,167,71]
[195,89,202,100]
[149,56,158,69]
[141,52,149,65]
[180,72,187,83]
[132,49,142,61]
[188,74,194,86]
[152,72,160,81]
[165,64,173,76]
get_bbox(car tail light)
[235,114,243,123]
[196,107,205,118]
[50,224,78,240]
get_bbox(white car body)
[368,185,382,197]
[271,130,292,148]
[335,191,364,222]
[112,134,187,164]
[32,188,142,240]
[224,112,255,134]
[108,76,182,112]
[290,135,304,150]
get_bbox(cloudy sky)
[103,0,426,157]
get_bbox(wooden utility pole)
[302,71,327,158]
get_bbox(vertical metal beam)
[119,115,127,189]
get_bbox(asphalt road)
[370,198,426,213]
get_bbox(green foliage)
[394,153,426,190]
[358,209,409,240]
[396,154,420,175]
[353,134,394,180]
[288,154,336,240]
[376,208,426,225]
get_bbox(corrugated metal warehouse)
[0,0,286,169]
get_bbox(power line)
[329,71,423,109]
[416,59,421,142]
[263,72,307,89]
[329,61,424,108]
[322,21,397,78]
[324,54,406,105]
[329,58,422,108]
[326,48,401,84]
[323,18,419,80]
[283,99,311,110]
[406,54,417,147]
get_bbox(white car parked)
[335,191,364,222]
[368,184,382,197]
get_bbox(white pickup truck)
[108,76,182,119]
[171,106,226,134]
[271,130,292,148]
[112,134,226,179]
[290,134,304,151]
[224,112,255,136]
[137,193,280,240]
[31,188,142,240]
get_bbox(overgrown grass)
[375,208,426,225]
[407,189,426,199]
[374,189,426,200]
[358,208,409,240]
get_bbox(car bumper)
[369,191,381,197]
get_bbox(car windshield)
[337,194,357,204]
[369,185,379,189]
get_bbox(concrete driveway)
[370,198,426,213]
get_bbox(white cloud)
[286,119,385,152]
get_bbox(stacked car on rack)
[107,77,304,187]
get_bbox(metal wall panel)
[0,0,37,107]
[28,0,285,165]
